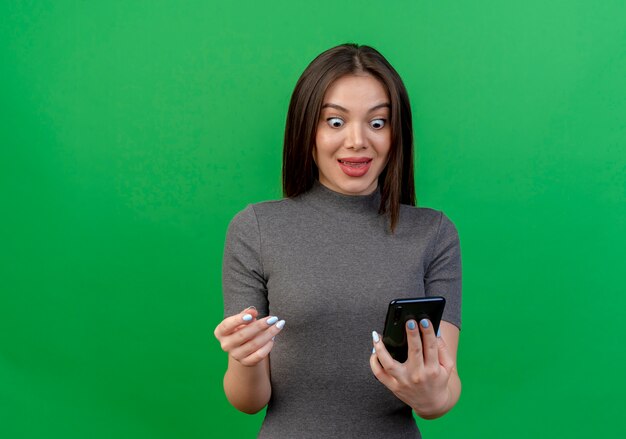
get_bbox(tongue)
[338,160,371,177]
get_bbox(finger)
[369,347,398,390]
[231,318,284,360]
[372,331,402,378]
[214,307,259,338]
[237,306,259,323]
[218,315,278,352]
[230,318,286,360]
[239,338,274,367]
[437,332,455,373]
[418,319,439,369]
[231,307,261,333]
[405,320,425,370]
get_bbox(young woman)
[214,43,462,438]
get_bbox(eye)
[326,117,344,128]
[370,118,386,129]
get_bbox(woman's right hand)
[213,307,285,367]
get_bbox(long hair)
[283,43,415,232]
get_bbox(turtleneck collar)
[299,180,382,217]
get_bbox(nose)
[346,123,367,151]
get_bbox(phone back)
[382,297,445,362]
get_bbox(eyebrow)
[321,102,390,113]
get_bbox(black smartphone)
[382,296,446,362]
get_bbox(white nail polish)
[276,320,285,329]
[267,316,278,325]
[242,313,253,322]
[372,347,376,354]
[372,331,380,343]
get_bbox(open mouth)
[337,158,372,168]
[337,157,373,177]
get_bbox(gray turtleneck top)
[222,182,461,438]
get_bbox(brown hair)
[282,43,415,232]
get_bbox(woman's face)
[314,74,391,196]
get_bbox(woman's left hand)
[369,319,457,419]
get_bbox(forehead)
[322,74,389,105]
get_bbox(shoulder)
[230,198,296,220]
[398,205,458,236]
[227,198,298,233]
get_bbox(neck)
[300,180,381,216]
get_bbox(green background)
[1,1,624,437]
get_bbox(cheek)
[315,132,337,154]
[374,132,392,155]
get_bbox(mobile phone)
[382,296,446,362]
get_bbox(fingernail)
[276,320,285,329]
[372,347,376,354]
[407,320,416,330]
[372,331,380,343]
[437,328,441,338]
[242,313,253,322]
[245,306,256,311]
[267,316,278,325]
[420,319,429,329]
[272,336,276,341]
